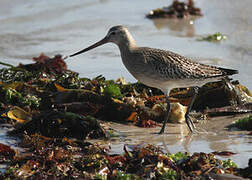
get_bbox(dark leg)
[159,95,170,134]
[185,87,199,132]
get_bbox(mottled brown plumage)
[70,25,238,134]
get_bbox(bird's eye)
[110,32,116,35]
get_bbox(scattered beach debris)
[212,151,237,157]
[229,115,252,130]
[198,32,227,42]
[0,54,251,133]
[146,0,203,19]
[0,141,251,179]
[0,54,251,179]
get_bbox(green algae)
[104,84,123,99]
[198,32,227,42]
[222,159,238,168]
[231,115,252,130]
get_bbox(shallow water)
[107,114,252,168]
[0,0,251,169]
[0,125,20,172]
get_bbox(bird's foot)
[158,128,165,134]
[157,124,166,134]
[186,115,196,133]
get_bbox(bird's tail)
[219,67,238,76]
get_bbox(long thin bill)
[70,37,108,57]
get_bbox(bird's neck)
[118,34,137,53]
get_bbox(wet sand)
[100,114,252,168]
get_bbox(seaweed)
[1,140,250,179]
[198,32,227,42]
[146,0,203,19]
[229,115,252,130]
[0,54,251,134]
[0,54,251,179]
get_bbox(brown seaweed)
[147,0,203,19]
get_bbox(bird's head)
[70,25,135,57]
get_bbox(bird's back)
[135,47,237,80]
[122,47,238,91]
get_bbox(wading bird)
[70,25,238,134]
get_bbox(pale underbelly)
[135,74,222,93]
